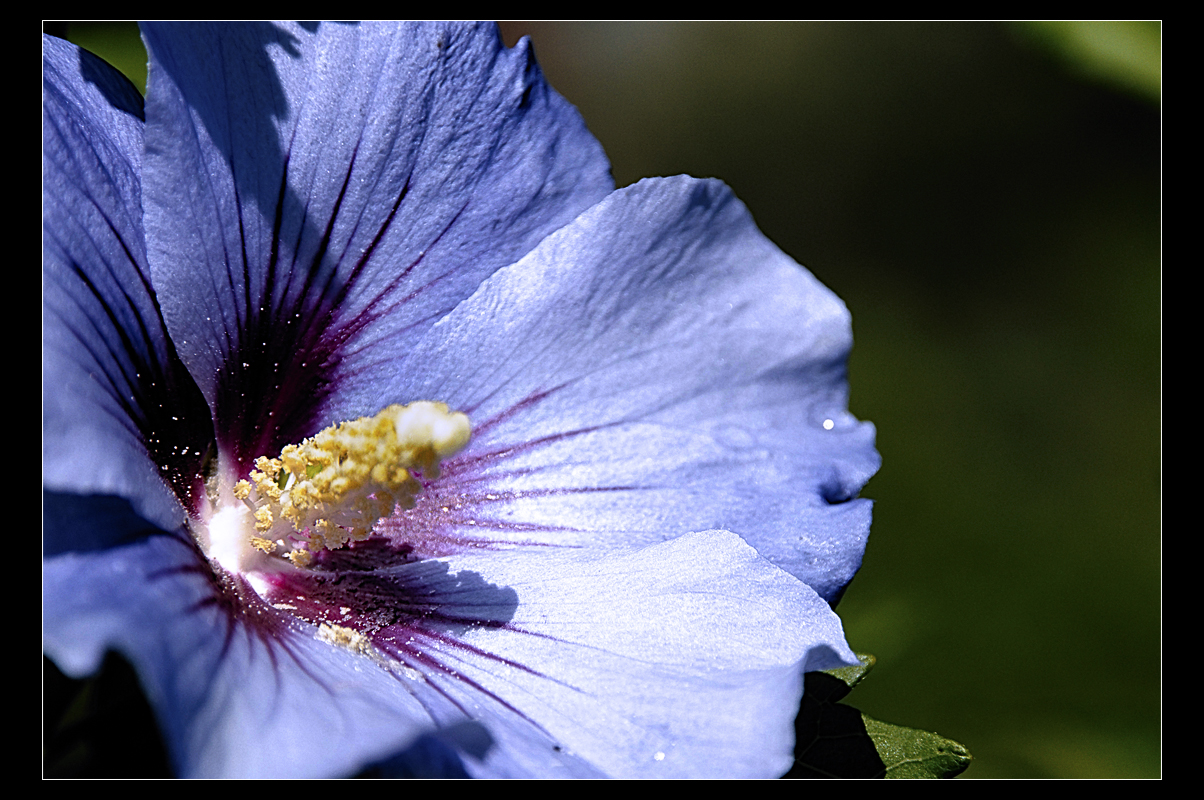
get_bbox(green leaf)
[823,652,876,695]
[787,653,972,779]
[863,715,972,779]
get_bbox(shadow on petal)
[44,491,171,557]
[354,721,494,778]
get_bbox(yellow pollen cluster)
[233,401,470,565]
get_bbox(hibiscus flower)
[43,22,880,778]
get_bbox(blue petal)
[370,530,856,777]
[42,34,212,542]
[139,22,614,463]
[45,530,852,777]
[383,177,879,600]
[44,535,448,777]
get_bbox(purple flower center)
[183,402,541,718]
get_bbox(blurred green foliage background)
[48,22,1161,778]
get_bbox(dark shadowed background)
[47,21,1161,778]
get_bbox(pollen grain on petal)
[317,622,374,656]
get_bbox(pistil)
[231,401,470,567]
